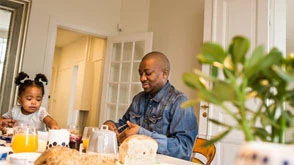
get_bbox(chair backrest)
[191,137,216,165]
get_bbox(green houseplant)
[182,36,294,146]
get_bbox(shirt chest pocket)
[145,114,163,133]
[129,111,142,124]
[148,115,162,124]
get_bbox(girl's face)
[18,86,43,115]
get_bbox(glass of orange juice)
[11,124,38,153]
[82,127,98,151]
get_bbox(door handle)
[202,112,208,118]
[200,104,209,110]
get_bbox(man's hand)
[125,121,139,136]
[104,121,119,136]
[118,121,139,144]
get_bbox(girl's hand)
[0,119,17,128]
[44,116,59,130]
[0,119,17,134]
[50,124,59,129]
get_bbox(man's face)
[139,58,168,96]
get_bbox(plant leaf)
[212,81,236,101]
[273,65,294,81]
[259,48,283,69]
[181,99,199,108]
[182,72,206,90]
[209,118,232,128]
[252,127,270,141]
[202,129,232,147]
[244,46,264,77]
[228,36,250,64]
[198,42,226,64]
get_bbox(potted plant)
[182,36,294,164]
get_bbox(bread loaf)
[34,146,116,165]
[34,146,81,165]
[118,135,158,165]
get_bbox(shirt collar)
[146,80,171,103]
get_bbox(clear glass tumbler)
[11,124,38,153]
[82,127,98,151]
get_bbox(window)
[0,0,31,115]
[0,38,7,83]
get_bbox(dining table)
[0,132,200,165]
[1,152,200,165]
[0,148,200,165]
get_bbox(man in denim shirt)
[105,51,198,161]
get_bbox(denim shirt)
[115,81,198,160]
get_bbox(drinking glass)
[11,124,38,153]
[67,124,80,135]
[82,127,98,151]
[66,124,82,150]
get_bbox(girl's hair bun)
[35,73,48,85]
[15,72,29,86]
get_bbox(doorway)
[48,27,106,131]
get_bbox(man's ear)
[163,69,169,79]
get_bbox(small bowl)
[8,152,41,165]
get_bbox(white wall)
[22,0,205,115]
[148,0,204,101]
[23,0,121,78]
[23,0,122,106]
[119,0,150,34]
[118,0,204,113]
[287,0,294,54]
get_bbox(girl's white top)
[2,105,49,131]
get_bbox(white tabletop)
[155,154,199,165]
[0,153,200,165]
[0,145,199,165]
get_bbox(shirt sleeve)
[2,106,15,119]
[38,107,50,121]
[2,110,13,119]
[138,95,198,161]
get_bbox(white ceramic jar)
[87,125,118,154]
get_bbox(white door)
[99,32,153,125]
[200,0,285,164]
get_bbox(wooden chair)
[191,137,216,165]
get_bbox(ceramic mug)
[46,129,70,149]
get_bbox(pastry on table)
[34,146,116,165]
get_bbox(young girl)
[1,72,59,131]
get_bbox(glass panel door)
[100,32,153,123]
